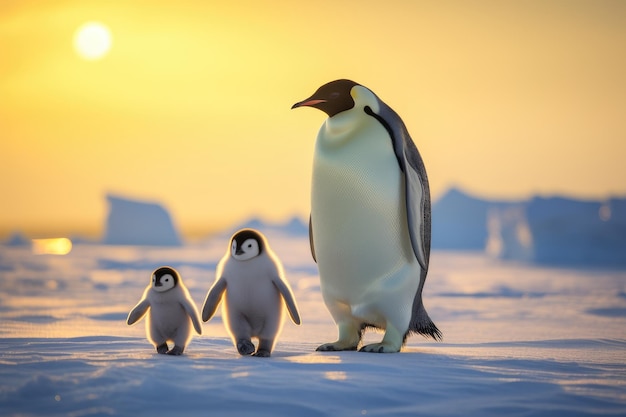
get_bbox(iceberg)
[103,194,182,246]
[431,187,519,250]
[4,232,30,247]
[488,196,626,266]
[433,187,626,267]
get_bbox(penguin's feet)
[252,349,271,358]
[156,343,169,354]
[253,339,273,357]
[316,342,358,352]
[359,326,403,353]
[236,339,255,355]
[359,342,400,353]
[316,322,361,351]
[167,345,184,356]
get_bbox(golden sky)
[1,0,625,239]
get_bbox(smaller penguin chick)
[202,229,301,357]
[127,266,202,355]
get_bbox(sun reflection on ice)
[31,238,73,255]
[284,354,342,364]
[323,371,348,381]
[284,354,348,380]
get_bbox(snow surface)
[1,229,625,416]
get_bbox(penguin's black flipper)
[364,104,430,273]
[309,215,317,263]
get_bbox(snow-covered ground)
[1,230,625,416]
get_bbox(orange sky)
[1,0,625,239]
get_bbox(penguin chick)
[127,266,202,355]
[202,229,301,357]
[292,79,441,353]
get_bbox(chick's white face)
[231,238,260,261]
[152,273,176,292]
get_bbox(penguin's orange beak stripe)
[291,99,326,109]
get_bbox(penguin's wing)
[365,103,431,272]
[127,298,150,325]
[180,297,203,335]
[272,276,302,325]
[309,215,317,263]
[201,277,227,322]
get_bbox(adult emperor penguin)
[127,266,202,355]
[202,229,301,357]
[292,79,441,353]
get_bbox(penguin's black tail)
[406,300,442,342]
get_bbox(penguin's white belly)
[221,261,283,334]
[149,301,188,335]
[225,277,281,320]
[311,116,419,317]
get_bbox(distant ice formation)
[433,188,626,267]
[103,194,182,246]
[233,216,308,237]
[431,187,521,250]
[488,196,626,266]
[4,232,30,247]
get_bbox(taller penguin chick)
[202,229,301,357]
[127,266,202,355]
[292,79,441,353]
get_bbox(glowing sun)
[73,22,112,61]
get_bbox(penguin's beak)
[235,248,245,255]
[291,99,326,109]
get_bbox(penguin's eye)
[247,243,252,248]
[330,92,340,99]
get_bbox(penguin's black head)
[291,79,359,117]
[152,266,179,292]
[230,228,264,261]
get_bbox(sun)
[73,21,112,61]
